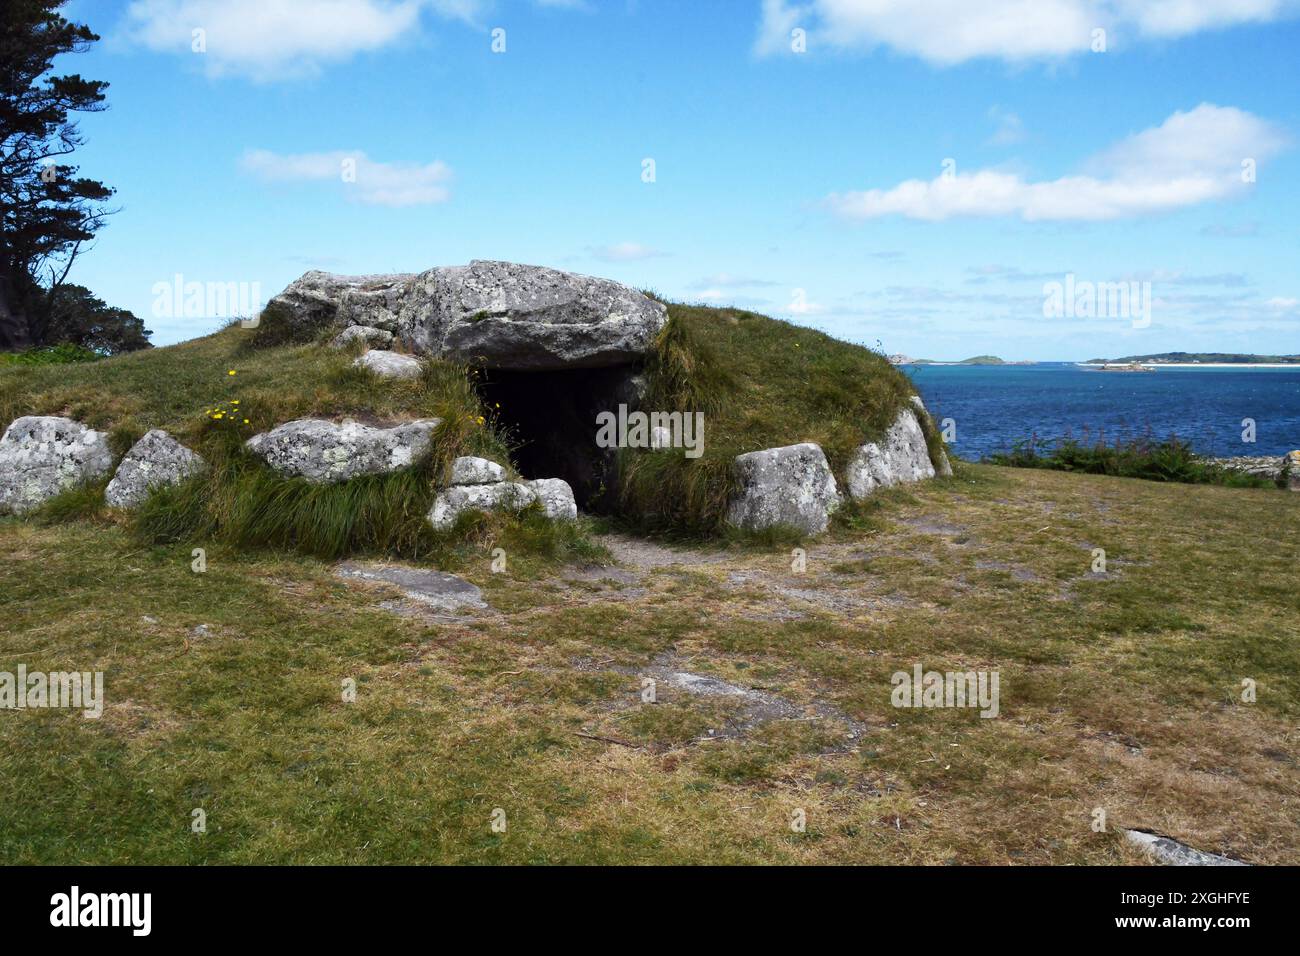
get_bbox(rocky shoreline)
[1210,452,1299,487]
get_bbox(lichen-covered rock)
[331,325,393,350]
[0,416,113,515]
[245,418,440,483]
[269,260,668,370]
[1287,450,1300,491]
[727,442,840,535]
[846,408,936,499]
[450,455,506,485]
[526,478,578,521]
[105,430,205,508]
[427,481,536,531]
[1122,829,1246,867]
[353,349,421,379]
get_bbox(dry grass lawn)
[1,463,1296,864]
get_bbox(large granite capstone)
[266,260,668,370]
[245,418,440,483]
[0,416,113,515]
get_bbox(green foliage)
[42,284,151,354]
[1,2,115,350]
[987,436,1277,488]
[0,342,100,365]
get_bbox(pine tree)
[1,0,115,350]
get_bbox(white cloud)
[124,0,437,80]
[827,104,1288,222]
[588,242,668,262]
[124,0,576,80]
[1113,0,1293,36]
[1264,296,1298,309]
[241,149,453,206]
[755,0,1299,64]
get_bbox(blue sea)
[906,364,1300,460]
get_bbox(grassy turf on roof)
[618,304,937,535]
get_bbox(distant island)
[1085,352,1300,366]
[888,354,1033,366]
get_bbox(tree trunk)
[0,274,33,351]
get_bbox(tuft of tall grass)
[642,309,734,417]
[244,301,326,349]
[132,381,495,561]
[616,448,738,537]
[29,479,112,526]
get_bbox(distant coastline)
[1077,362,1299,369]
[889,351,1299,368]
[1084,351,1300,366]
[889,354,1035,367]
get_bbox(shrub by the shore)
[987,435,1278,488]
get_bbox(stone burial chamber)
[0,263,954,533]
[267,259,667,510]
[256,259,954,535]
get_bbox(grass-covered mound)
[618,304,939,535]
[0,325,600,564]
[0,303,939,550]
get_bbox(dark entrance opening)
[473,366,640,511]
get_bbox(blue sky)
[55,0,1300,359]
